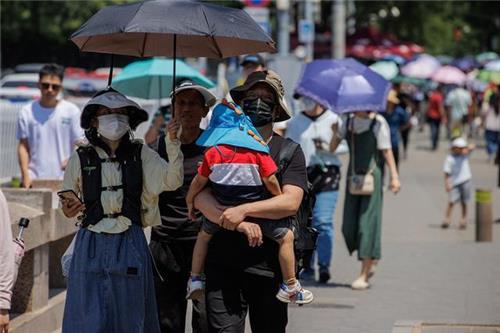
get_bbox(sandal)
[441,219,451,229]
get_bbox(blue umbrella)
[294,58,391,114]
[451,57,479,72]
[112,58,214,99]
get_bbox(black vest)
[77,142,143,228]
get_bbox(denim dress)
[62,224,160,333]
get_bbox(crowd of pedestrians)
[0,58,498,333]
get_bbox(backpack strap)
[277,138,299,177]
[157,133,169,162]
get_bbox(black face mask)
[242,98,276,127]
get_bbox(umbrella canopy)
[112,58,214,100]
[484,60,500,71]
[71,0,275,58]
[476,52,498,65]
[401,54,441,79]
[451,57,479,72]
[369,61,399,80]
[477,70,500,84]
[381,54,406,65]
[431,66,467,85]
[294,58,391,114]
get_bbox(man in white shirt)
[286,95,342,283]
[17,63,83,188]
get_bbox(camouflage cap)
[230,70,291,122]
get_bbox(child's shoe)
[186,275,205,300]
[276,280,313,305]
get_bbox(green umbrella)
[369,61,399,80]
[477,69,500,84]
[391,74,429,88]
[112,58,215,100]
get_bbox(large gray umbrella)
[71,0,276,87]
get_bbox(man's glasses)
[40,83,62,91]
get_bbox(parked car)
[14,63,47,74]
[0,73,40,103]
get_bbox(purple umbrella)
[451,57,480,72]
[294,58,391,114]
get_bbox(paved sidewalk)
[184,130,500,333]
[287,131,500,333]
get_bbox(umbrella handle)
[172,34,177,119]
[108,54,115,87]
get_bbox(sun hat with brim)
[172,80,216,107]
[451,137,468,148]
[230,70,291,122]
[81,88,148,130]
[196,101,269,154]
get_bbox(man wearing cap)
[59,88,183,333]
[236,54,266,87]
[149,81,216,333]
[194,70,308,332]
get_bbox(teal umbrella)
[112,58,215,100]
[476,52,498,65]
[369,61,399,80]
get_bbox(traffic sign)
[243,0,270,8]
[298,19,315,44]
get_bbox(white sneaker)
[276,280,314,305]
[186,276,205,300]
[351,277,370,290]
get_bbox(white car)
[0,73,40,103]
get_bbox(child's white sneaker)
[186,276,205,300]
[276,280,313,305]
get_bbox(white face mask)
[300,96,317,111]
[97,114,130,141]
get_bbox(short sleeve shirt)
[337,114,392,150]
[17,100,83,179]
[205,134,307,278]
[443,154,472,186]
[198,145,278,206]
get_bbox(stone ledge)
[10,291,66,333]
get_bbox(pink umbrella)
[431,65,467,85]
[401,54,441,79]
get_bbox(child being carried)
[186,100,313,305]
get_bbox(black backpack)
[277,139,319,274]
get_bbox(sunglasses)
[40,83,62,91]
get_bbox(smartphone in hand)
[57,189,83,205]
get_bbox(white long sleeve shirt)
[62,136,183,233]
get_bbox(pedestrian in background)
[149,81,216,333]
[236,54,266,87]
[382,90,410,170]
[0,190,15,333]
[426,85,446,151]
[442,137,475,230]
[330,111,401,290]
[16,63,83,188]
[60,89,183,333]
[482,91,500,163]
[144,104,171,146]
[445,85,472,139]
[286,94,342,284]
